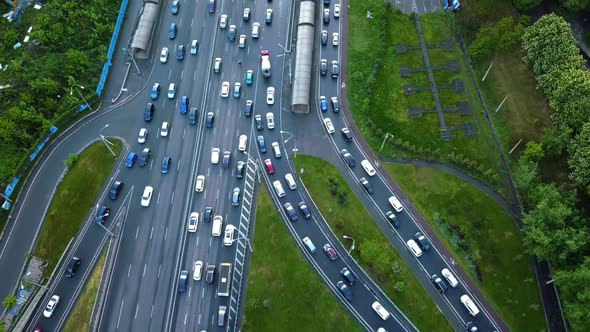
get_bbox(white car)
[160,122,169,137]
[406,239,423,257]
[138,128,148,144]
[285,173,297,190]
[160,47,169,63]
[223,224,236,246]
[167,83,176,99]
[141,186,153,207]
[271,141,281,158]
[221,81,230,97]
[332,32,339,46]
[273,180,285,198]
[252,22,260,38]
[361,160,376,177]
[334,4,341,18]
[372,301,390,321]
[238,134,248,151]
[238,34,246,48]
[441,268,459,287]
[219,14,228,28]
[187,212,199,232]
[266,112,275,129]
[43,295,60,318]
[323,117,335,134]
[195,175,205,192]
[266,87,275,105]
[211,148,221,164]
[191,39,199,54]
[193,260,203,280]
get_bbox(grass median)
[63,248,107,332]
[33,140,122,274]
[293,155,453,332]
[384,163,545,332]
[242,187,362,331]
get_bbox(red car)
[264,159,274,174]
[323,243,338,260]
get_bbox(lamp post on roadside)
[94,204,115,237]
[70,84,93,112]
[20,272,47,290]
[342,235,355,254]
[280,130,298,159]
[97,125,116,158]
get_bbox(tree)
[522,184,588,264]
[514,0,543,10]
[560,0,590,12]
[3,295,17,311]
[548,68,590,132]
[522,14,583,88]
[568,123,590,192]
[359,240,392,273]
[513,157,539,192]
[552,257,590,330]
[468,17,524,60]
[541,126,572,157]
[523,141,544,162]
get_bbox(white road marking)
[164,227,168,241]
[149,159,153,170]
[181,70,184,79]
[142,263,147,278]
[135,227,139,239]
[157,192,161,204]
[183,127,186,139]
[150,227,154,240]
[134,303,139,319]
[116,299,125,329]
[201,287,205,299]
[171,191,175,205]
[168,70,172,80]
[158,264,162,279]
[184,313,188,325]
[151,304,155,318]
[127,264,132,278]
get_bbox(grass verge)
[384,163,545,332]
[293,155,453,332]
[242,187,362,331]
[63,248,107,332]
[33,140,122,274]
[348,2,502,187]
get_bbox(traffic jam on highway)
[34,0,499,331]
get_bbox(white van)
[361,160,376,177]
[460,295,480,317]
[273,180,285,198]
[252,22,260,39]
[406,239,422,257]
[388,195,403,213]
[212,215,223,236]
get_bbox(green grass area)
[348,3,502,187]
[33,141,122,274]
[242,187,362,331]
[293,155,453,332]
[63,249,107,332]
[384,163,546,332]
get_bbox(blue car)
[150,83,160,100]
[245,70,253,85]
[161,156,171,174]
[169,23,177,39]
[232,187,240,206]
[125,152,137,168]
[319,96,328,112]
[180,96,189,114]
[257,135,267,153]
[171,0,179,15]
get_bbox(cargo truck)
[260,50,271,78]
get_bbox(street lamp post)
[280,130,298,159]
[70,84,93,112]
[20,272,47,290]
[97,124,116,158]
[342,235,355,254]
[94,204,115,237]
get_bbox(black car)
[245,100,253,117]
[340,149,356,168]
[144,103,154,122]
[284,202,298,222]
[341,128,353,142]
[206,264,215,284]
[138,148,151,167]
[321,30,328,45]
[176,45,185,60]
[178,270,188,292]
[359,177,373,195]
[108,181,123,200]
[204,206,214,223]
[331,60,340,78]
[96,206,110,224]
[188,107,197,125]
[222,151,231,167]
[320,59,327,76]
[323,9,330,24]
[298,201,311,219]
[64,256,81,278]
[206,112,214,128]
[431,274,448,293]
[235,161,245,179]
[385,211,399,228]
[337,281,353,301]
[340,267,356,285]
[255,115,264,131]
[415,231,431,251]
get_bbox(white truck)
[217,263,232,297]
[260,50,271,78]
